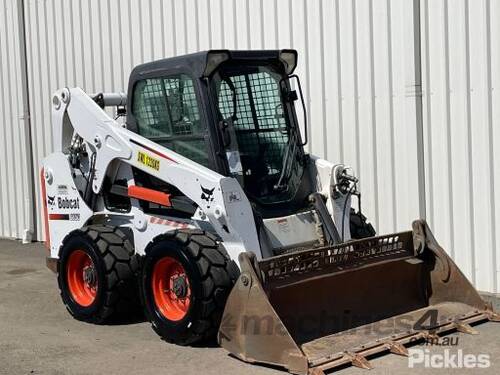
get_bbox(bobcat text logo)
[57,197,80,210]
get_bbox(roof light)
[203,50,231,77]
[279,50,298,75]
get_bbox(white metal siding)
[0,0,33,240]
[421,0,500,293]
[23,0,422,243]
[1,0,497,292]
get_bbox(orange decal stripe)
[128,186,171,207]
[40,169,50,251]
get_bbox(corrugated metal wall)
[1,0,498,292]
[0,0,34,241]
[23,0,422,242]
[421,0,500,293]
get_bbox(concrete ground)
[0,239,499,375]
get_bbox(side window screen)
[133,74,210,167]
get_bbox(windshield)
[212,64,304,204]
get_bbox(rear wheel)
[141,230,240,345]
[57,225,140,323]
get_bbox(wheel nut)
[172,275,188,298]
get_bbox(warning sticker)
[137,151,160,171]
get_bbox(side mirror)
[279,75,308,147]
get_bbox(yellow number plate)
[137,151,160,171]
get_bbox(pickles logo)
[408,349,490,369]
[58,197,80,210]
[138,151,160,171]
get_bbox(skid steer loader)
[41,50,498,374]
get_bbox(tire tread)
[145,230,239,345]
[58,225,139,323]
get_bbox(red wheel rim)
[151,256,191,321]
[66,250,98,307]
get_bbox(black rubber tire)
[350,208,376,239]
[141,230,240,345]
[57,225,140,323]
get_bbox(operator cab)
[126,50,313,218]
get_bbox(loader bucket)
[218,220,499,374]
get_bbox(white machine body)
[42,87,356,264]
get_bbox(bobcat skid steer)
[41,50,498,374]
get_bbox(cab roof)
[128,49,298,82]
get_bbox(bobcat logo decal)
[200,185,215,208]
[47,195,56,207]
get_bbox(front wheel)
[141,231,240,345]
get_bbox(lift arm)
[49,87,261,260]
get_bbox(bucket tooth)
[346,353,373,370]
[487,311,500,322]
[386,341,409,356]
[454,321,479,335]
[309,368,326,375]
[421,331,440,342]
